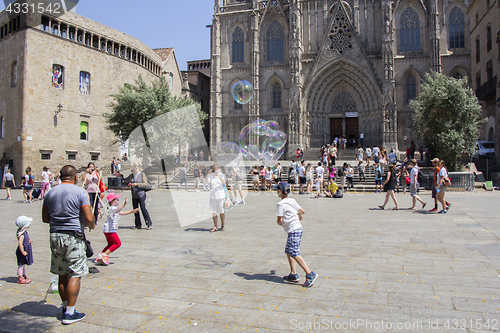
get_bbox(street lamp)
[54,104,62,126]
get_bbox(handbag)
[74,231,94,258]
[443,176,451,186]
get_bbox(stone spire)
[381,0,397,149]
[289,0,303,148]
[430,0,441,73]
[210,0,222,150]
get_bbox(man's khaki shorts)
[50,233,88,277]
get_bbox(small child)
[358,160,366,182]
[15,216,34,284]
[96,193,138,266]
[276,182,318,287]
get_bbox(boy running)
[276,182,318,287]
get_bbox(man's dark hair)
[60,165,77,181]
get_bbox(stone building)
[182,60,211,144]
[0,0,182,181]
[467,0,499,160]
[210,0,472,156]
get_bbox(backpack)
[375,167,382,179]
[335,189,343,198]
[417,169,423,184]
[27,174,34,185]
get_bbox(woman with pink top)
[82,162,101,224]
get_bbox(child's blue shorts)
[285,228,303,257]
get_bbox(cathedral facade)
[210,0,472,156]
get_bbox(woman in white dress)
[207,164,226,232]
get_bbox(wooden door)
[346,117,358,146]
[330,118,342,143]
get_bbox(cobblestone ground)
[0,188,499,332]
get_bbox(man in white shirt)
[408,159,427,210]
[314,162,325,198]
[372,146,380,163]
[298,161,306,194]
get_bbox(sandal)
[209,227,218,233]
[378,205,385,210]
[220,226,225,231]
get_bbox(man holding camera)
[42,165,95,325]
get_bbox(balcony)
[476,76,497,100]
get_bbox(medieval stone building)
[0,0,182,181]
[210,0,472,156]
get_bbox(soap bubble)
[231,80,253,105]
[215,142,242,165]
[238,120,287,165]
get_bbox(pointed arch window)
[331,90,357,114]
[232,27,244,63]
[406,74,417,104]
[266,21,284,61]
[449,7,465,49]
[272,82,282,108]
[399,7,421,52]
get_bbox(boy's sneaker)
[283,273,300,283]
[429,208,438,212]
[62,310,86,325]
[302,272,318,288]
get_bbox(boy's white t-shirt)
[410,166,419,185]
[103,206,120,233]
[276,197,302,234]
[372,147,380,156]
[315,166,325,181]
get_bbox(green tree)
[105,75,207,142]
[411,71,484,170]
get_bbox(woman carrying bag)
[83,162,101,224]
[378,164,399,210]
[128,162,153,230]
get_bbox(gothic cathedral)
[210,0,472,155]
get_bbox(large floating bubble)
[238,119,287,165]
[231,80,253,105]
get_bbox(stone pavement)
[0,188,499,332]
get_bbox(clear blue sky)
[0,0,214,71]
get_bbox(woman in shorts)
[2,168,15,200]
[251,166,260,191]
[305,163,313,194]
[208,164,226,232]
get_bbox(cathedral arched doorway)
[305,60,382,148]
[330,90,358,146]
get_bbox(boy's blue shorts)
[285,228,303,257]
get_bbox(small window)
[475,38,480,63]
[80,121,88,141]
[90,153,100,161]
[79,71,90,94]
[406,74,417,104]
[486,60,493,81]
[67,153,77,160]
[40,150,52,160]
[476,71,481,89]
[272,82,282,108]
[52,65,64,89]
[487,26,492,52]
[11,61,17,87]
[232,27,244,63]
[234,99,242,110]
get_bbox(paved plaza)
[0,188,499,332]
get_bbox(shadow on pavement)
[0,301,60,332]
[234,270,278,282]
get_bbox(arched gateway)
[305,60,383,148]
